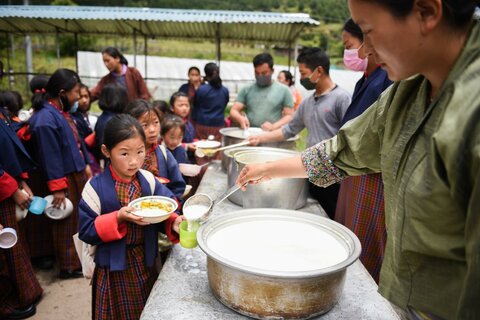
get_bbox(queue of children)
[0,51,235,318]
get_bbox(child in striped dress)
[78,114,184,320]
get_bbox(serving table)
[141,161,400,320]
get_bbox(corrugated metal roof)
[0,5,319,43]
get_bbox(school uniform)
[0,113,43,318]
[78,166,179,320]
[142,144,186,199]
[28,101,87,272]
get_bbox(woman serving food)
[237,0,480,318]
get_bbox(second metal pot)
[234,150,308,209]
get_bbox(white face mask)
[343,47,368,72]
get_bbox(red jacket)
[91,66,151,102]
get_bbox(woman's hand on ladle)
[236,163,272,190]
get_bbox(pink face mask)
[343,47,368,72]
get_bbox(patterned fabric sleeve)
[301,142,346,187]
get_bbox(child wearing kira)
[127,99,186,200]
[28,68,91,279]
[169,91,197,155]
[78,114,184,320]
[0,107,43,319]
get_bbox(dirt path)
[32,268,91,320]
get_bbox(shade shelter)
[0,5,319,79]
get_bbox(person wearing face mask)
[247,48,351,219]
[334,18,393,284]
[230,53,294,131]
[28,68,91,279]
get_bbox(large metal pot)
[197,209,362,319]
[224,147,292,206]
[219,127,298,154]
[234,150,308,209]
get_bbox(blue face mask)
[69,101,79,114]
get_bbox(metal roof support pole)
[5,32,12,90]
[74,32,79,72]
[287,41,293,70]
[293,39,299,83]
[144,34,147,81]
[133,28,137,68]
[56,27,60,68]
[215,23,221,67]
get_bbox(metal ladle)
[183,183,246,225]
[195,141,250,158]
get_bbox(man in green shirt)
[230,53,294,131]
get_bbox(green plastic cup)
[180,220,199,249]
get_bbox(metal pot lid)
[197,209,361,279]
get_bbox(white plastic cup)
[0,227,18,249]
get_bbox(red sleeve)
[16,125,31,141]
[164,212,179,244]
[19,172,29,180]
[0,172,18,202]
[47,177,69,192]
[94,211,127,242]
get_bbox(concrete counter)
[141,161,399,319]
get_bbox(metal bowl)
[234,150,308,209]
[197,209,362,319]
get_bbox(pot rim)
[219,127,299,142]
[234,149,300,166]
[223,146,293,158]
[197,209,362,279]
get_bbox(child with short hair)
[78,114,184,320]
[127,99,186,200]
[151,99,170,120]
[169,91,196,153]
[160,114,189,165]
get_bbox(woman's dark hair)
[102,47,129,66]
[152,100,171,119]
[0,90,20,118]
[11,91,24,110]
[188,66,200,75]
[297,47,330,75]
[98,83,128,113]
[161,114,185,136]
[79,83,91,99]
[29,74,49,110]
[32,69,79,110]
[204,62,222,89]
[279,70,294,86]
[102,114,145,151]
[127,99,162,122]
[169,91,189,109]
[343,18,364,42]
[365,0,477,29]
